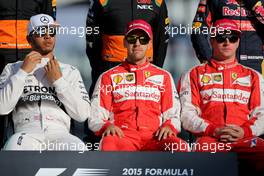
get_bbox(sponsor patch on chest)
[200,88,250,104]
[111,73,136,86]
[199,73,223,86]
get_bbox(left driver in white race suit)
[0,14,90,150]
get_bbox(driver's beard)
[32,41,54,56]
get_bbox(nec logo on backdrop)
[137,0,153,10]
[137,4,153,10]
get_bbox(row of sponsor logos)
[98,85,164,101]
[104,71,251,89]
[98,71,252,104]
[147,89,249,105]
[111,72,249,88]
[100,85,251,104]
[200,73,251,87]
[180,71,253,104]
[98,72,166,98]
[110,73,164,86]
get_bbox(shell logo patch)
[201,75,211,84]
[113,75,123,84]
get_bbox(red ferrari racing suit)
[178,59,264,152]
[88,60,187,151]
[86,0,170,96]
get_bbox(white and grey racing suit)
[0,58,90,150]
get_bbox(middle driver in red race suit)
[88,19,188,151]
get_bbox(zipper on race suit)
[222,68,227,124]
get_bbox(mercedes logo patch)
[40,16,49,24]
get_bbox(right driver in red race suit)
[179,19,264,153]
[191,0,264,76]
[88,20,187,151]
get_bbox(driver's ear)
[147,39,152,50]
[27,35,33,44]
